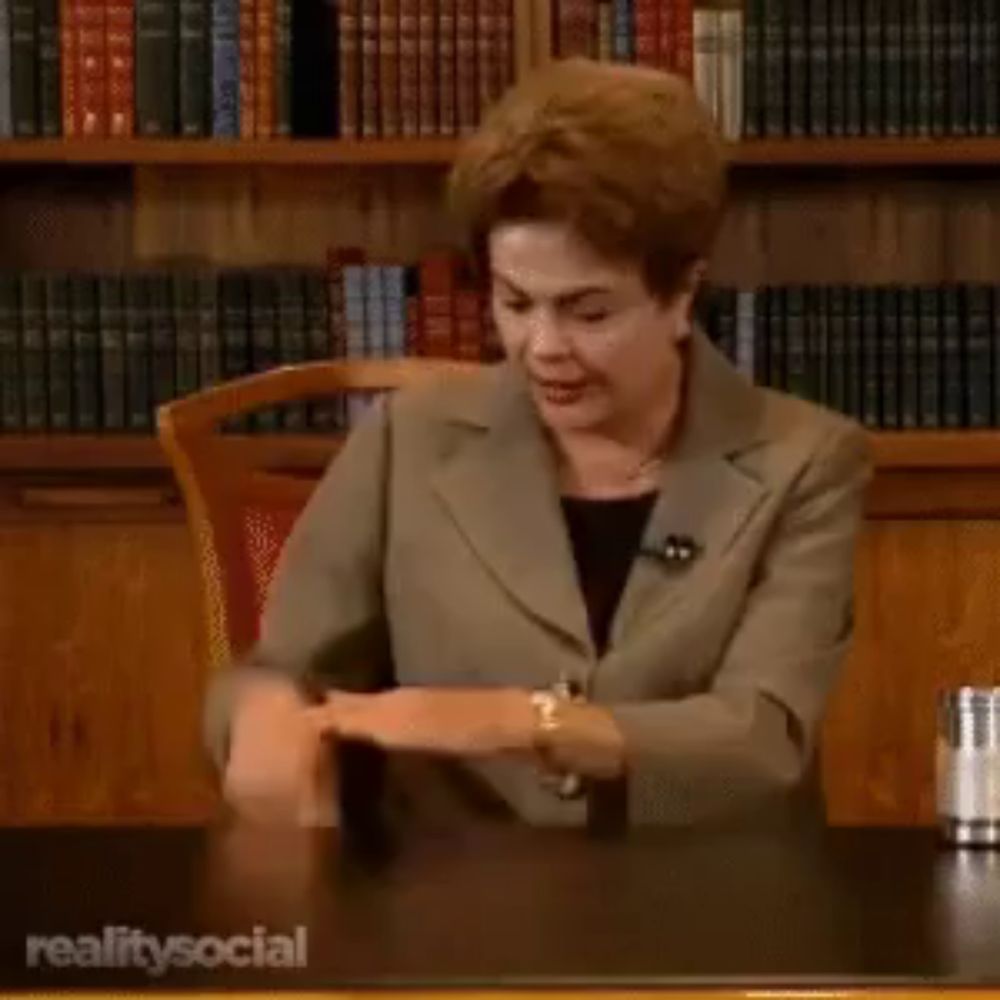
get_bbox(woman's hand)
[308,688,536,756]
[224,676,338,827]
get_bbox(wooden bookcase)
[3,131,1000,826]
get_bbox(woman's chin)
[532,387,606,431]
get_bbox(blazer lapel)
[430,366,594,655]
[611,333,772,646]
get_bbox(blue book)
[343,265,369,427]
[212,0,240,137]
[0,0,13,137]
[383,265,407,357]
[364,266,387,358]
[611,0,632,62]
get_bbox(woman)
[210,59,871,830]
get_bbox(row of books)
[743,1,1000,139]
[0,0,518,141]
[700,284,1000,431]
[0,255,497,434]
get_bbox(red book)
[255,0,275,138]
[454,284,482,361]
[405,280,422,354]
[338,0,361,138]
[398,0,419,136]
[77,0,107,137]
[239,0,257,139]
[672,0,693,77]
[419,253,456,357]
[555,0,594,56]
[454,0,476,134]
[632,0,658,67]
[60,0,79,136]
[495,0,513,94]
[106,0,134,137]
[481,291,502,361]
[657,0,674,72]
[379,0,400,136]
[475,0,497,119]
[360,0,380,138]
[424,0,446,136]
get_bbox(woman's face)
[489,220,695,438]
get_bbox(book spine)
[984,0,999,135]
[123,275,151,431]
[276,271,308,430]
[844,0,862,136]
[303,271,336,431]
[249,273,278,431]
[969,0,985,134]
[827,0,845,136]
[900,0,917,133]
[844,286,862,418]
[882,0,902,136]
[673,0,693,77]
[136,0,177,135]
[693,9,718,130]
[719,9,743,141]
[383,264,407,357]
[172,273,202,400]
[196,272,220,388]
[212,0,241,136]
[496,0,513,90]
[379,0,400,136]
[45,275,73,432]
[60,0,79,137]
[964,284,992,428]
[399,0,419,136]
[98,274,126,431]
[107,0,136,137]
[915,0,932,135]
[10,0,38,136]
[419,253,456,357]
[878,285,900,429]
[220,272,250,432]
[255,0,275,138]
[274,0,292,136]
[930,0,948,135]
[37,0,62,136]
[455,0,476,134]
[404,265,422,355]
[766,286,785,390]
[762,0,786,137]
[784,286,808,401]
[862,0,882,136]
[898,285,919,429]
[76,0,107,137]
[20,276,48,432]
[808,0,829,136]
[918,286,941,427]
[148,274,176,413]
[947,0,968,136]
[862,285,882,427]
[0,0,12,137]
[70,275,100,432]
[940,284,963,428]
[786,0,807,138]
[364,264,387,357]
[477,0,500,116]
[752,287,769,386]
[179,0,211,136]
[454,284,481,361]
[239,0,257,139]
[657,0,674,71]
[827,286,846,414]
[338,0,360,137]
[0,274,21,430]
[359,0,379,137]
[632,0,657,67]
[741,0,761,138]
[735,290,756,379]
[434,0,454,137]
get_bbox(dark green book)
[754,286,771,388]
[44,275,73,432]
[844,286,863,418]
[197,273,221,388]
[882,0,903,136]
[219,272,251,432]
[148,274,176,415]
[811,285,831,406]
[862,0,883,136]
[970,0,986,134]
[124,276,152,432]
[845,0,864,136]
[940,284,963,427]
[898,285,920,429]
[10,0,38,136]
[743,0,764,137]
[0,274,22,430]
[715,288,738,367]
[69,275,100,432]
[878,286,900,429]
[136,0,179,135]
[767,286,786,390]
[276,270,308,431]
[963,284,992,428]
[37,0,61,136]
[173,273,202,399]
[249,273,279,432]
[985,0,1000,134]
[785,286,808,399]
[763,0,788,137]
[901,0,919,133]
[930,1,949,135]
[179,0,211,136]
[98,275,127,431]
[809,0,831,136]
[915,0,933,135]
[20,275,47,432]
[275,0,294,137]
[304,270,337,432]
[918,286,942,427]
[947,0,968,135]
[828,0,847,135]
[860,286,881,427]
[788,0,809,137]
[828,286,847,414]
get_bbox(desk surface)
[3,824,1000,992]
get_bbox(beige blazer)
[207,331,872,828]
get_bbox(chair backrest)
[157,359,479,673]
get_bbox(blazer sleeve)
[203,398,393,767]
[606,421,872,826]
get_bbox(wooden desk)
[2,824,1000,995]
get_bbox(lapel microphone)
[638,533,702,569]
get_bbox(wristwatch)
[529,677,586,800]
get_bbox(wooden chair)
[157,359,478,675]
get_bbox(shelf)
[2,431,1000,475]
[1,138,1000,169]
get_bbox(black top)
[4,825,1000,989]
[561,491,657,654]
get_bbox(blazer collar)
[430,332,772,657]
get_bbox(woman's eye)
[576,311,609,324]
[502,300,531,315]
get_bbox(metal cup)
[937,687,1000,846]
